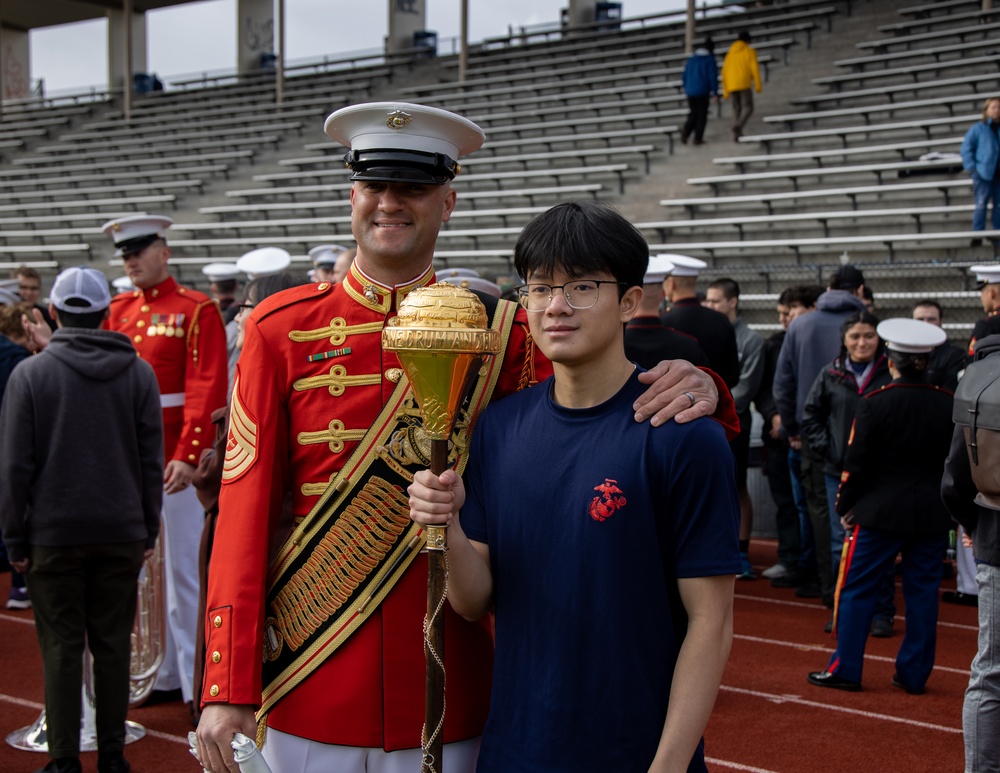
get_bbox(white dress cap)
[970,264,1000,286]
[112,276,137,294]
[876,318,947,354]
[50,267,112,313]
[325,102,485,185]
[101,214,174,256]
[0,279,20,305]
[308,244,348,268]
[644,255,675,284]
[236,247,292,279]
[201,262,241,282]
[656,253,706,277]
[438,275,501,298]
[437,268,480,279]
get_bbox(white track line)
[734,593,979,632]
[733,633,971,676]
[143,727,190,745]
[720,685,963,734]
[705,757,780,773]
[0,694,42,711]
[0,612,36,626]
[0,693,189,745]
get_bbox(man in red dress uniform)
[195,102,735,773]
[102,215,229,707]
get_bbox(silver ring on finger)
[683,391,696,407]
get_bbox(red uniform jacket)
[106,276,229,464]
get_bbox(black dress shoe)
[942,591,978,607]
[142,687,183,705]
[98,751,131,773]
[807,670,862,692]
[34,758,82,773]
[891,673,925,695]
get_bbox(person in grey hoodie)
[772,265,868,610]
[0,267,163,773]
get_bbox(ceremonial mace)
[383,284,500,773]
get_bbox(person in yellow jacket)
[721,30,762,141]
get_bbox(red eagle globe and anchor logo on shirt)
[589,478,627,522]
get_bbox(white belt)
[160,393,186,408]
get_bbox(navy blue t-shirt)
[461,370,742,773]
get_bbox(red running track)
[0,540,974,772]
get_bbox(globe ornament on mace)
[382,283,500,773]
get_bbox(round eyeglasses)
[515,280,626,312]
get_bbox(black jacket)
[942,423,1000,566]
[0,328,164,562]
[624,316,710,371]
[661,297,740,388]
[926,342,967,392]
[801,354,891,476]
[837,379,955,533]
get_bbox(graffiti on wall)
[3,43,29,100]
[243,15,274,53]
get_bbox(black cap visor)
[344,148,458,185]
[116,233,164,259]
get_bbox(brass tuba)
[128,533,165,705]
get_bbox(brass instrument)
[129,531,165,706]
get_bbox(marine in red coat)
[195,102,733,773]
[103,214,229,704]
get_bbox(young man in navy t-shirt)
[409,201,742,773]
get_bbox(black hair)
[708,277,739,300]
[212,279,238,294]
[889,350,930,380]
[513,201,648,293]
[703,37,715,53]
[243,272,308,306]
[913,298,943,319]
[738,30,751,43]
[55,296,106,329]
[777,284,822,308]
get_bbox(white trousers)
[261,728,481,773]
[958,526,980,597]
[153,484,203,702]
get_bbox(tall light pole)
[123,0,133,122]
[685,0,695,53]
[276,0,285,104]
[459,0,469,82]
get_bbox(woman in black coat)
[808,319,955,694]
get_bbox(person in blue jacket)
[960,97,1000,246]
[680,38,718,146]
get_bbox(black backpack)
[953,334,1000,511]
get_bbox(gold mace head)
[383,283,501,440]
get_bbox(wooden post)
[458,0,469,83]
[123,0,133,123]
[421,438,450,773]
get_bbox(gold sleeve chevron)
[223,376,258,482]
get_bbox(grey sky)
[30,0,688,94]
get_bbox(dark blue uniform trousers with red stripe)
[827,525,949,689]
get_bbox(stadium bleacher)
[0,0,991,339]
